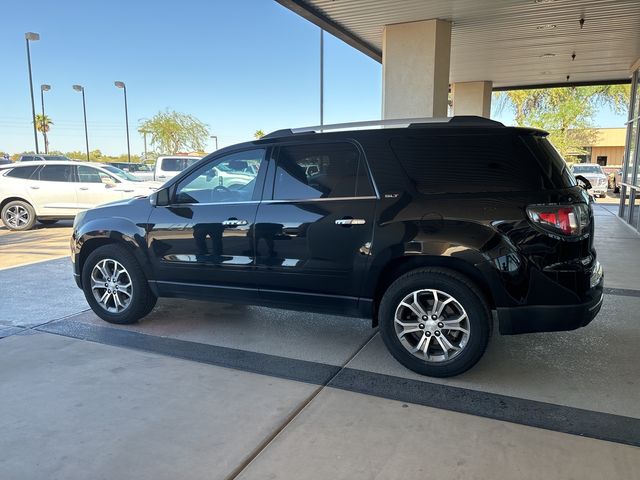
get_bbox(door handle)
[79,187,89,190]
[29,186,40,190]
[335,218,366,226]
[222,218,248,227]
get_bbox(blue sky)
[0,0,628,156]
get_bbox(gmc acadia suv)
[71,116,604,377]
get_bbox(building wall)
[591,146,625,166]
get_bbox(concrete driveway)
[0,204,638,479]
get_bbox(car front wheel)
[81,244,157,324]
[379,268,491,378]
[1,200,36,231]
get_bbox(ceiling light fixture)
[534,0,556,4]
[540,53,556,58]
[536,24,557,30]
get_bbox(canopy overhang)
[276,0,639,89]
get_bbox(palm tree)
[254,129,265,140]
[34,114,53,154]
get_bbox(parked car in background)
[18,154,72,162]
[154,156,202,182]
[0,156,11,166]
[0,161,159,231]
[71,116,603,378]
[108,162,154,182]
[570,163,608,197]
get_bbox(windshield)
[43,155,71,161]
[572,165,604,175]
[103,165,142,182]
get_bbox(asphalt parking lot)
[1,203,639,479]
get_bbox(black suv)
[71,116,603,377]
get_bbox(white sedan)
[0,161,161,230]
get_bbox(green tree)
[254,129,265,139]
[34,114,53,153]
[494,85,629,160]
[138,110,209,154]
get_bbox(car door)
[25,164,78,216]
[75,165,129,208]
[146,148,268,300]
[253,141,377,313]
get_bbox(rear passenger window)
[36,165,75,182]
[5,166,38,179]
[390,134,546,194]
[273,143,373,200]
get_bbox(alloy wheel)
[90,258,133,313]
[4,205,30,229]
[394,289,471,362]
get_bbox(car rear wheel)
[379,268,491,377]
[82,244,157,324]
[1,200,36,231]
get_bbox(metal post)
[40,85,50,153]
[81,89,89,161]
[320,29,324,131]
[26,37,39,154]
[40,87,46,153]
[123,85,131,162]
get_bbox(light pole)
[72,85,90,162]
[114,81,131,163]
[40,84,51,153]
[210,135,218,151]
[25,32,40,154]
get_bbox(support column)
[452,81,493,117]
[382,19,451,119]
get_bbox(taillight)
[526,204,590,237]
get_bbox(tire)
[38,219,58,226]
[379,268,491,378]
[81,244,157,324]
[1,200,36,231]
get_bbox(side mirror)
[105,183,116,189]
[150,188,170,207]
[575,175,592,191]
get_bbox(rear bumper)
[497,277,604,335]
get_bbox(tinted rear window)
[390,133,570,194]
[5,166,38,179]
[522,136,576,189]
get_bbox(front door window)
[175,149,265,204]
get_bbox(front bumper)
[496,275,604,335]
